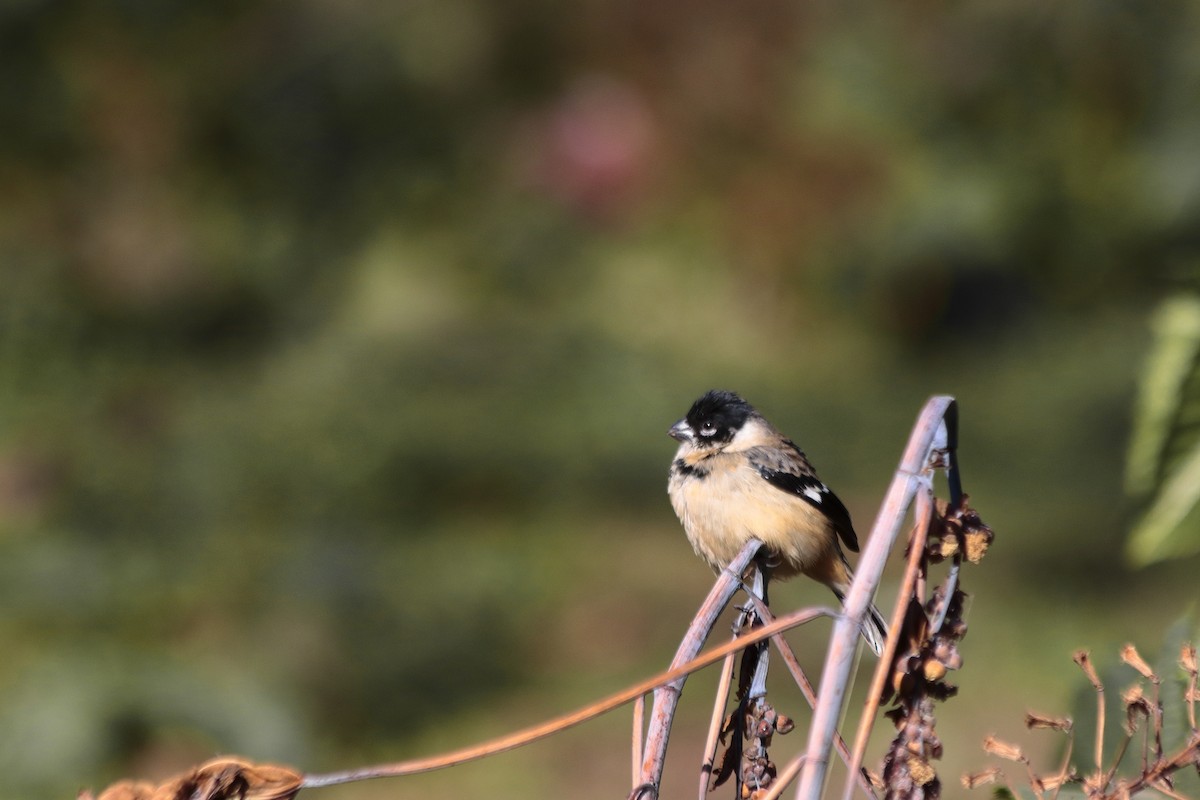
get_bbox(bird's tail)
[829,584,890,657]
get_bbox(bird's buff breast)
[669,457,833,579]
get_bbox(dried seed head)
[1024,712,1073,733]
[908,756,936,786]
[924,659,947,681]
[934,536,959,560]
[943,617,968,639]
[982,735,1023,762]
[929,738,944,760]
[1040,767,1079,792]
[964,530,991,563]
[774,714,794,734]
[1180,643,1197,674]
[932,638,963,671]
[1120,644,1157,682]
[1073,650,1103,690]
[1122,683,1151,734]
[933,496,994,564]
[961,767,1000,789]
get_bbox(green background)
[2,1,1199,798]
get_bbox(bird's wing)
[749,442,860,553]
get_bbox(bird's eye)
[699,422,718,437]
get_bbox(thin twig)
[1048,733,1073,800]
[760,753,807,800]
[1121,732,1200,796]
[1151,669,1164,766]
[1182,644,1197,733]
[699,652,736,800]
[633,694,645,788]
[1072,650,1105,783]
[699,594,760,798]
[303,605,834,789]
[1101,732,1133,792]
[926,559,958,634]
[1147,778,1191,800]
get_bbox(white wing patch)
[802,484,826,504]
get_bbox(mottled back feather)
[748,440,859,553]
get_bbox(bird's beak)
[668,419,694,442]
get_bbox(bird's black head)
[669,389,756,447]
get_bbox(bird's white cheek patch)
[727,418,775,450]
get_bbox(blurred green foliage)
[1126,295,1200,564]
[2,1,1200,798]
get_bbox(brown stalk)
[843,487,935,800]
[983,736,1045,799]
[699,651,737,799]
[1182,644,1198,733]
[1074,650,1106,779]
[1121,732,1200,796]
[797,396,959,800]
[633,694,645,788]
[1100,728,1132,793]
[1048,734,1075,800]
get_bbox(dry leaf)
[982,736,1023,762]
[84,757,302,800]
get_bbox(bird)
[667,389,888,655]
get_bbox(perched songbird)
[667,390,888,655]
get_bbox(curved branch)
[796,395,959,800]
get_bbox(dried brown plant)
[876,495,992,800]
[966,642,1200,800]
